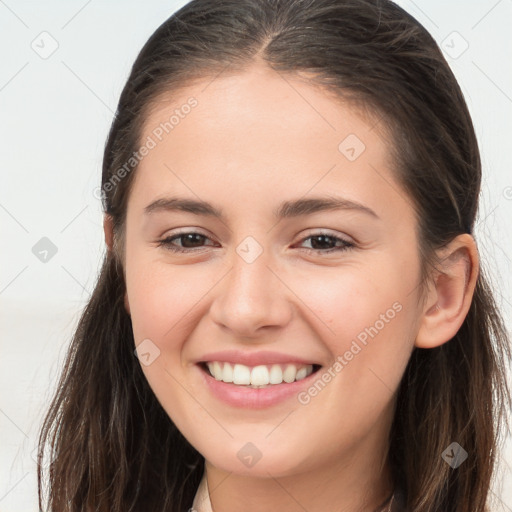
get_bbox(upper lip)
[196,350,320,367]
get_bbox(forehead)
[130,62,408,223]
[142,62,389,150]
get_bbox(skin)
[104,60,479,512]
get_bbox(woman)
[37,0,511,511]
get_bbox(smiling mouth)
[199,361,322,388]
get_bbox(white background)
[1,0,511,510]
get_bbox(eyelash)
[156,231,355,255]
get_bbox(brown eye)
[157,232,216,253]
[297,233,355,254]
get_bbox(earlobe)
[415,234,479,349]
[103,214,114,252]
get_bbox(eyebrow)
[143,195,379,220]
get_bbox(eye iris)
[180,233,205,248]
[310,235,335,250]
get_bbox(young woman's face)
[123,62,424,477]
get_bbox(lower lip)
[197,364,320,409]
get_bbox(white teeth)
[222,362,234,383]
[269,364,283,384]
[283,364,297,383]
[205,361,315,386]
[250,365,270,386]
[233,364,251,385]
[212,361,223,381]
[295,367,308,381]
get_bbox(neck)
[204,428,394,512]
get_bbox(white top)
[190,467,405,511]
[191,470,213,512]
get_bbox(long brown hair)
[37,1,511,510]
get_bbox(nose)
[209,248,293,340]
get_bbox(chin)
[200,438,311,478]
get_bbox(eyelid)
[159,226,216,242]
[296,228,355,244]
[162,226,206,235]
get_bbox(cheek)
[307,265,406,340]
[125,259,209,414]
[125,251,209,343]
[305,262,417,389]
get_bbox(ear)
[103,214,131,315]
[103,214,114,252]
[415,234,479,349]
